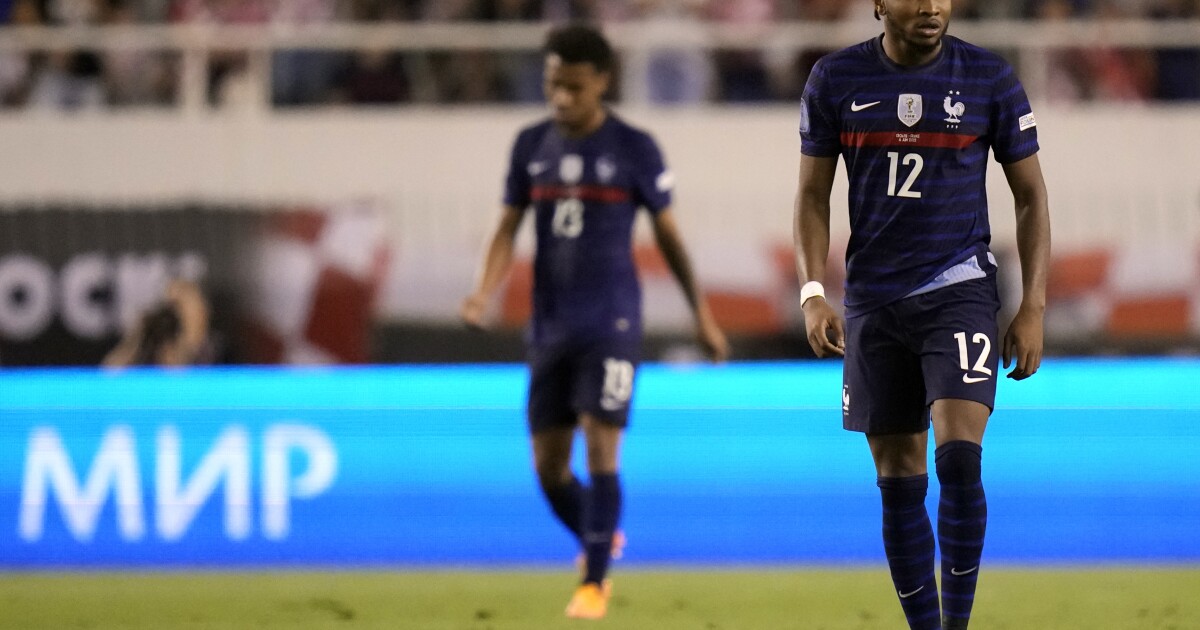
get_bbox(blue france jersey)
[504,114,672,345]
[800,35,1039,317]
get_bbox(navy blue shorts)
[842,277,1001,435]
[526,337,641,433]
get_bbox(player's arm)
[162,279,210,365]
[101,320,144,368]
[461,205,526,329]
[651,208,729,362]
[794,154,844,358]
[1000,153,1050,380]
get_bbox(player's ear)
[874,0,884,19]
[596,69,612,96]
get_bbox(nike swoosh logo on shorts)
[951,566,978,576]
[962,374,989,384]
[851,100,881,112]
[898,585,924,598]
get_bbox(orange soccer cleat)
[564,581,612,620]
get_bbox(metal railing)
[1,19,1198,112]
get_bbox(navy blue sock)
[540,476,586,541]
[582,472,622,585]
[936,441,986,629]
[878,474,941,630]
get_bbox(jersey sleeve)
[630,132,673,215]
[502,129,533,208]
[989,64,1040,164]
[799,60,842,157]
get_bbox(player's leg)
[579,413,624,586]
[564,342,636,619]
[844,307,942,630]
[527,344,586,543]
[931,400,989,630]
[916,277,1001,630]
[574,343,635,587]
[868,432,941,630]
[531,427,584,541]
[564,416,624,620]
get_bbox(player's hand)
[460,293,489,330]
[1002,303,1044,380]
[802,297,845,358]
[697,315,730,364]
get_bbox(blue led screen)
[1,359,1197,567]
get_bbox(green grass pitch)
[1,567,1197,629]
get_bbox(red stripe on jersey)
[840,131,979,149]
[531,185,631,204]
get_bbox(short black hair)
[544,23,614,73]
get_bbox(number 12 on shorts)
[954,331,993,383]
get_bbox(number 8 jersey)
[504,114,673,346]
[800,35,1039,318]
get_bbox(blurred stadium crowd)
[0,0,1198,109]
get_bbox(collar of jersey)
[871,33,951,74]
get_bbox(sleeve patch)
[1018,112,1037,131]
[656,170,675,193]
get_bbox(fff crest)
[898,94,923,128]
[559,154,584,185]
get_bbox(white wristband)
[800,281,826,306]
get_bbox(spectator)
[270,0,341,107]
[707,0,775,102]
[475,0,545,103]
[0,0,40,108]
[102,0,179,106]
[329,48,408,103]
[169,0,271,107]
[1085,0,1155,101]
[27,49,106,109]
[1149,0,1200,100]
[782,0,849,101]
[1033,0,1091,103]
[103,279,212,368]
[45,0,103,25]
[621,0,713,105]
[343,0,424,21]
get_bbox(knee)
[935,440,982,485]
[534,455,572,489]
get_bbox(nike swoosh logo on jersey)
[851,100,881,112]
[898,586,924,599]
[962,374,989,384]
[951,566,979,576]
[527,161,550,176]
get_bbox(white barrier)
[2,107,1197,325]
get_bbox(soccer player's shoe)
[565,581,611,620]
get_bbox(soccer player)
[793,2,1050,629]
[461,23,728,620]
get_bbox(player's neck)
[557,108,608,139]
[881,33,942,67]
